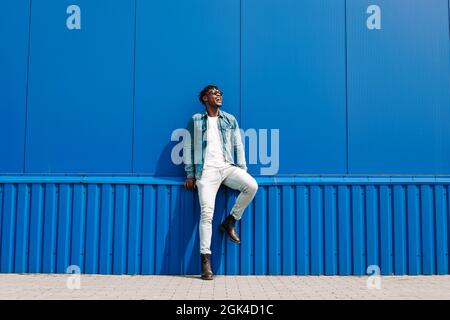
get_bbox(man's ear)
[202,95,208,103]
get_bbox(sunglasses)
[208,89,223,96]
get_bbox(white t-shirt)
[203,116,228,168]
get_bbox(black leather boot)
[201,254,214,280]
[220,214,241,244]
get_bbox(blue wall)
[0,0,30,173]
[1,0,449,175]
[26,0,135,174]
[133,0,240,175]
[1,177,450,275]
[242,0,347,174]
[347,0,450,173]
[1,1,450,276]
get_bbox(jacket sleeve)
[183,117,195,179]
[233,117,247,171]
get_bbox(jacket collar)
[201,109,224,119]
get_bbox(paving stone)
[1,274,450,299]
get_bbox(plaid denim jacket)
[183,109,247,180]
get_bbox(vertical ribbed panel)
[254,185,268,274]
[1,184,16,272]
[324,185,337,275]
[379,185,393,274]
[1,180,450,275]
[296,186,310,275]
[29,184,44,273]
[15,184,30,273]
[337,185,351,274]
[57,184,72,273]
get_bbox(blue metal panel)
[242,0,347,174]
[296,186,310,275]
[352,185,365,275]
[142,185,156,275]
[71,184,86,271]
[240,198,254,274]
[347,0,450,174]
[337,186,351,275]
[365,185,379,269]
[1,176,450,275]
[113,185,128,274]
[181,191,195,275]
[421,185,436,274]
[282,186,295,275]
[128,185,142,275]
[268,187,281,274]
[254,187,268,274]
[85,184,101,274]
[0,0,29,173]
[310,186,324,274]
[133,0,240,175]
[14,184,30,273]
[379,185,393,275]
[99,184,114,274]
[25,0,134,173]
[393,185,407,274]
[447,185,450,274]
[56,184,72,273]
[42,184,58,273]
[406,185,421,275]
[168,185,182,274]
[1,184,16,272]
[325,186,338,275]
[28,184,44,272]
[0,185,3,267]
[155,186,169,274]
[435,185,449,274]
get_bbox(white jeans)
[196,164,258,255]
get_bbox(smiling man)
[183,85,258,280]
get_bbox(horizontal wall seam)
[2,176,450,185]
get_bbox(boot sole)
[220,224,241,244]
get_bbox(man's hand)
[184,178,197,191]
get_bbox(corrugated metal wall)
[1,177,449,275]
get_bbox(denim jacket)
[183,109,247,180]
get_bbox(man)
[183,85,258,280]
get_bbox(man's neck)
[206,105,220,117]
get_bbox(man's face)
[204,88,223,107]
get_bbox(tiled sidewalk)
[0,274,450,300]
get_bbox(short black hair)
[198,84,219,105]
